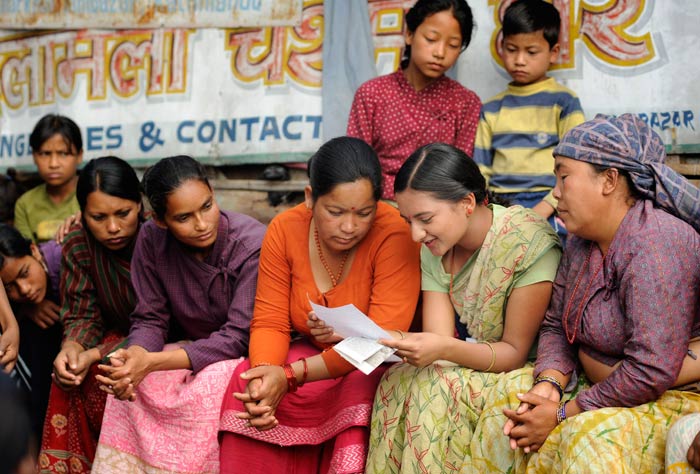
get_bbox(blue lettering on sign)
[0,133,29,158]
[638,110,696,131]
[174,115,323,145]
[178,120,196,143]
[234,0,261,11]
[239,117,260,141]
[305,116,322,139]
[106,126,123,149]
[283,116,303,140]
[68,0,135,14]
[260,116,280,141]
[87,126,123,151]
[220,120,236,142]
[198,121,217,143]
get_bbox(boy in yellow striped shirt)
[474,0,584,235]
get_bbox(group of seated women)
[1,113,700,474]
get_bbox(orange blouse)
[249,202,421,377]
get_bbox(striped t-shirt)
[473,77,584,207]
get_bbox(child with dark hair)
[14,114,83,242]
[0,224,63,443]
[474,0,584,235]
[347,0,482,201]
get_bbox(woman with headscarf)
[467,114,700,474]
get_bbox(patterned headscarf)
[554,113,700,232]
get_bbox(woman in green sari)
[364,143,561,473]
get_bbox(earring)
[467,207,473,216]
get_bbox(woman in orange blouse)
[219,136,421,473]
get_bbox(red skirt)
[38,334,124,474]
[219,340,389,474]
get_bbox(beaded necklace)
[562,244,605,344]
[314,226,350,287]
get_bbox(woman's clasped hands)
[95,346,151,401]
[233,365,287,431]
[502,376,577,453]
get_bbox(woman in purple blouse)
[91,155,265,473]
[468,114,700,474]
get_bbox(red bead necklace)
[562,244,605,344]
[314,226,350,287]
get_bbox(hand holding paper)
[309,300,398,374]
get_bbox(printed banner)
[0,0,322,168]
[0,0,303,29]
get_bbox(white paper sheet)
[309,301,390,339]
[309,300,399,373]
[333,337,396,375]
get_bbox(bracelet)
[297,358,308,387]
[533,375,564,400]
[482,341,496,372]
[396,330,406,340]
[556,400,568,424]
[282,364,298,393]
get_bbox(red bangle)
[298,358,308,387]
[282,364,298,393]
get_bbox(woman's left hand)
[96,346,150,401]
[503,391,559,453]
[233,365,288,431]
[380,332,446,368]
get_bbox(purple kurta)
[127,210,265,373]
[535,200,700,410]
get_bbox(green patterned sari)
[366,205,560,473]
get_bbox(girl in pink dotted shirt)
[347,0,482,201]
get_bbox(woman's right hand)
[54,211,82,243]
[233,365,288,430]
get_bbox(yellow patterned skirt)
[366,361,533,473]
[367,364,700,474]
[470,367,700,474]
